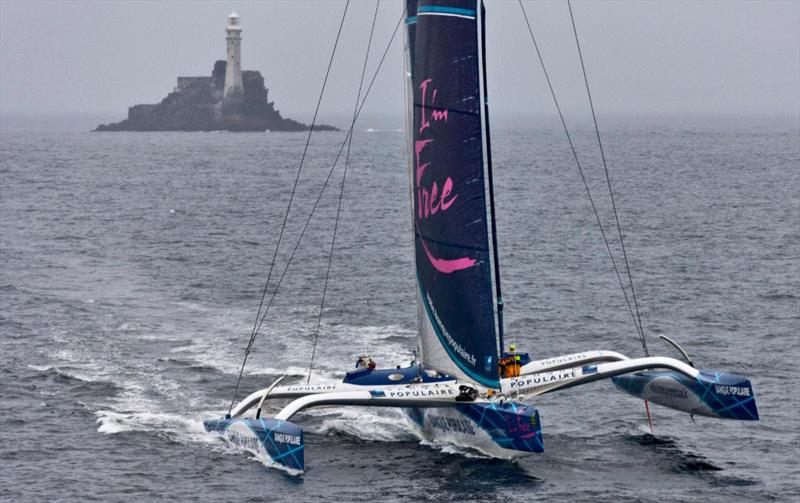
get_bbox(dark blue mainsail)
[404,0,502,387]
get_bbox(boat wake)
[36,317,422,457]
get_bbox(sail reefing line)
[517,0,647,350]
[227,0,351,415]
[307,0,382,384]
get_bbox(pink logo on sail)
[421,241,476,274]
[415,78,476,274]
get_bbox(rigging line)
[247,5,406,373]
[248,14,403,360]
[251,5,404,342]
[567,0,648,356]
[307,0,381,384]
[517,0,643,342]
[227,0,351,415]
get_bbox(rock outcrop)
[95,61,336,132]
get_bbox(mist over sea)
[1,114,798,501]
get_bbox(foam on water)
[95,410,211,443]
[431,441,494,459]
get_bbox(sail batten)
[405,0,501,388]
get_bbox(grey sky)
[1,0,798,126]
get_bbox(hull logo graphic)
[273,433,301,446]
[428,414,476,435]
[714,384,751,397]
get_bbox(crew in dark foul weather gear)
[367,358,376,371]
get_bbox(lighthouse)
[224,12,243,98]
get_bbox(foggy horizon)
[1,1,798,129]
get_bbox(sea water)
[1,116,798,501]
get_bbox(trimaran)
[204,0,759,474]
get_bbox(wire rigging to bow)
[566,0,647,356]
[307,0,382,384]
[227,3,407,413]
[227,0,351,415]
[517,0,647,354]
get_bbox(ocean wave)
[757,291,798,301]
[28,363,113,387]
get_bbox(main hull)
[406,402,543,459]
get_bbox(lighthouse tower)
[224,12,243,98]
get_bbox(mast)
[477,1,505,354]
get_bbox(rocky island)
[95,13,335,133]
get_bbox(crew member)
[498,343,521,378]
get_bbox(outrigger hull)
[612,369,759,421]
[204,417,305,473]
